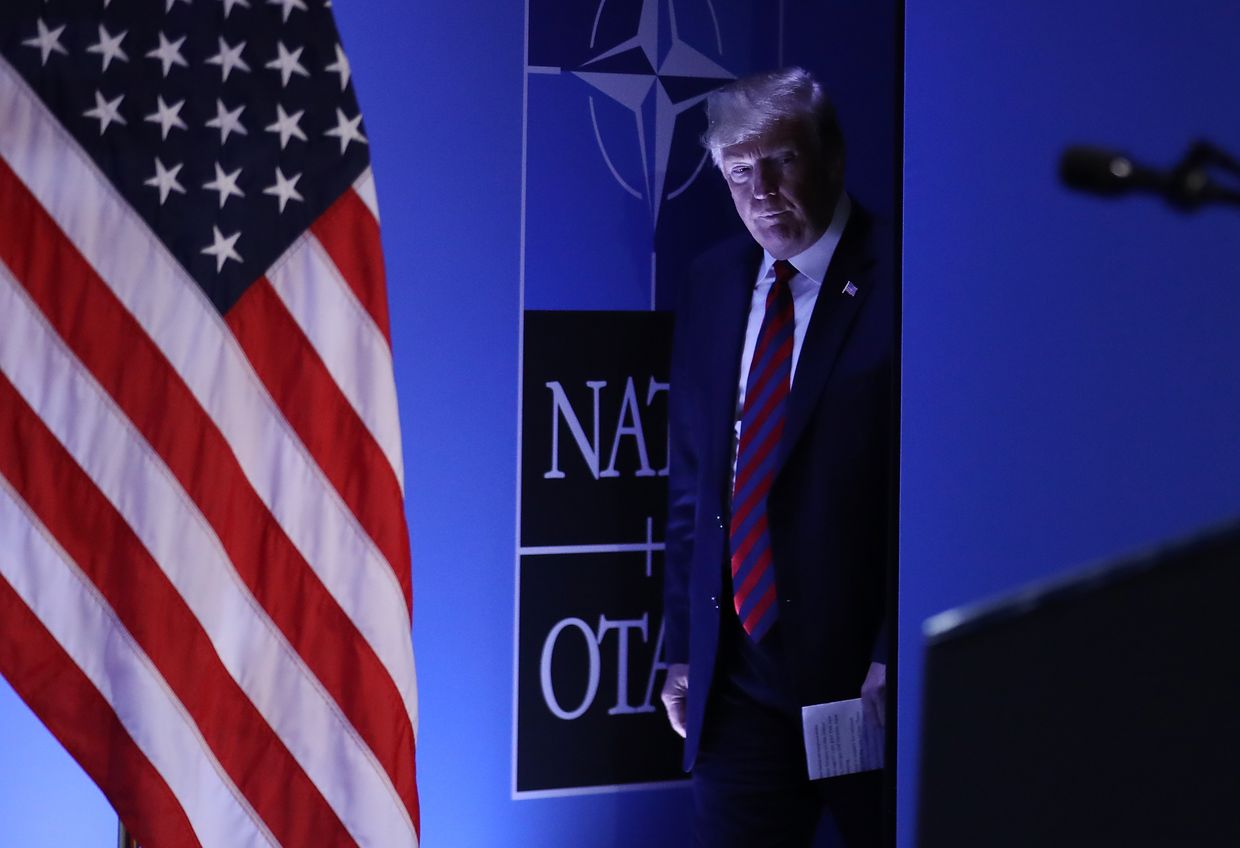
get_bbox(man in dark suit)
[660,68,892,847]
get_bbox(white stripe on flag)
[0,265,418,847]
[270,231,405,488]
[0,483,275,848]
[354,167,381,224]
[0,57,417,731]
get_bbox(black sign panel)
[516,310,686,794]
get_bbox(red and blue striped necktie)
[730,259,796,641]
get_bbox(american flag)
[0,0,419,845]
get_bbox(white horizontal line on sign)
[519,542,665,556]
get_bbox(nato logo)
[524,0,766,311]
[528,0,735,226]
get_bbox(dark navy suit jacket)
[664,203,894,769]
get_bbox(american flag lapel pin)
[843,280,858,297]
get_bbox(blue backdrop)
[4,1,1240,846]
[899,1,1240,844]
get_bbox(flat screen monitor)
[917,520,1240,846]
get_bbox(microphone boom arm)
[1060,139,1240,211]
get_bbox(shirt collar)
[758,192,852,287]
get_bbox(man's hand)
[860,661,887,728]
[660,662,690,738]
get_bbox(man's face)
[719,119,840,260]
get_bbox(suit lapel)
[776,210,875,470]
[704,242,761,497]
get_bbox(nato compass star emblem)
[572,0,735,225]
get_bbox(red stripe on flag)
[310,188,393,345]
[225,277,413,613]
[0,374,353,847]
[0,574,200,848]
[0,156,419,829]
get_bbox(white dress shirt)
[731,192,851,482]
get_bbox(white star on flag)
[265,41,310,87]
[145,32,189,77]
[325,43,350,91]
[266,103,307,149]
[325,107,367,154]
[267,0,308,23]
[263,167,304,213]
[86,24,129,71]
[205,99,248,144]
[165,0,192,10]
[144,96,187,140]
[83,90,127,135]
[201,225,243,271]
[220,0,251,16]
[206,36,251,82]
[203,163,245,209]
[22,18,68,66]
[143,157,186,205]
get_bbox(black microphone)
[1059,146,1167,196]
[1060,140,1240,211]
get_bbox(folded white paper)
[801,697,884,780]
